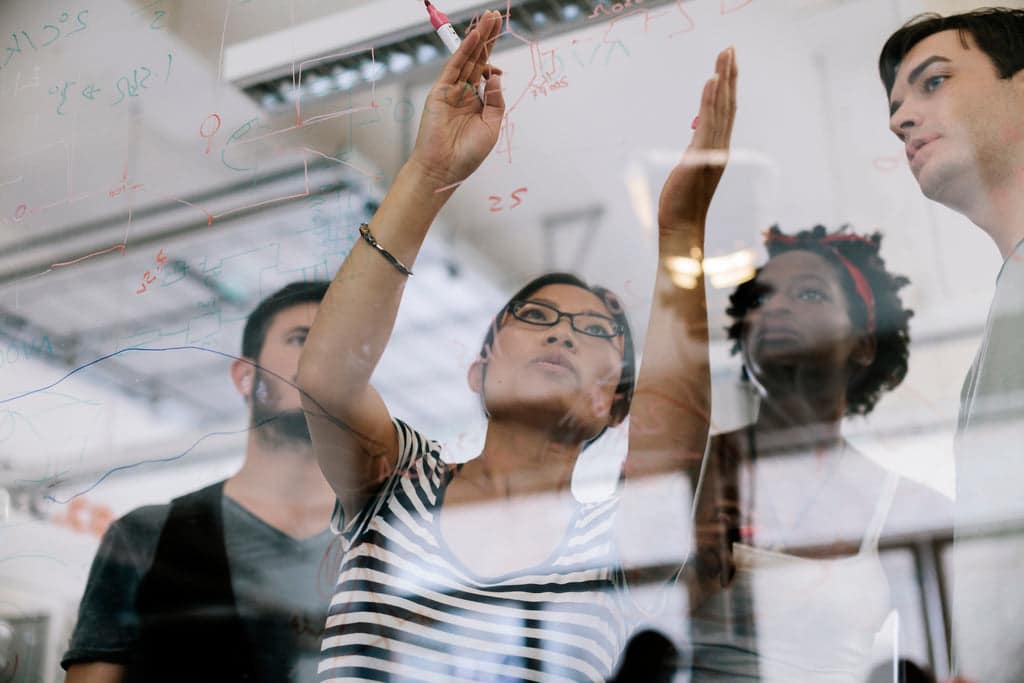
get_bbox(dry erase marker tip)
[424,0,461,53]
[424,0,451,31]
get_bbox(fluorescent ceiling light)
[664,248,757,290]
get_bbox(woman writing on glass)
[298,11,737,681]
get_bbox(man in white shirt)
[879,9,1024,682]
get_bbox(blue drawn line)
[43,421,258,504]
[0,553,70,566]
[15,469,70,485]
[0,409,43,443]
[2,345,345,504]
[0,345,242,405]
[39,389,104,405]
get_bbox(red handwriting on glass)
[530,75,568,99]
[136,249,168,294]
[200,113,222,155]
[589,0,646,19]
[109,168,145,199]
[721,0,753,14]
[586,1,693,40]
[488,187,528,213]
[355,96,417,127]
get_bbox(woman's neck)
[459,419,583,499]
[751,394,844,455]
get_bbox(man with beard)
[62,281,337,683]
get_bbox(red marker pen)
[425,0,461,54]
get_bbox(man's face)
[887,30,1024,210]
[249,302,318,444]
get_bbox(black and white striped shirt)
[318,419,626,683]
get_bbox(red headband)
[763,231,877,335]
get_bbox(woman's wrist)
[379,160,456,228]
[658,221,705,255]
[403,154,463,197]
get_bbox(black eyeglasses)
[507,300,623,339]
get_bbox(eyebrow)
[758,274,830,291]
[530,298,610,317]
[793,274,831,288]
[889,55,952,115]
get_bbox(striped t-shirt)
[318,419,627,683]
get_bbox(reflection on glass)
[4,3,1021,683]
[688,226,923,681]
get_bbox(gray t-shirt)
[62,494,335,683]
[951,237,1024,683]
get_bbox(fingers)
[691,74,719,150]
[438,23,480,85]
[691,47,737,151]
[476,13,505,80]
[437,10,502,86]
[456,16,491,84]
[718,47,737,142]
[459,11,503,86]
[482,73,506,125]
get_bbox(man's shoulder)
[111,480,224,541]
[113,503,171,537]
[98,505,171,557]
[993,238,1024,297]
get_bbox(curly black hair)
[726,225,913,416]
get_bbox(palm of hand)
[658,47,737,230]
[414,83,502,187]
[408,10,506,189]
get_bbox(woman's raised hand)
[658,47,737,230]
[409,10,506,189]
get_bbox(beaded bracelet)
[358,223,413,276]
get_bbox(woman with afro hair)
[686,224,951,682]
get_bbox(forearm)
[65,663,126,683]
[626,224,711,476]
[299,161,454,410]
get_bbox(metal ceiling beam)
[0,161,368,289]
[243,0,686,112]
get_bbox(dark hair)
[866,658,936,683]
[726,226,913,417]
[478,272,636,426]
[609,629,679,683]
[241,281,329,359]
[879,7,1024,97]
